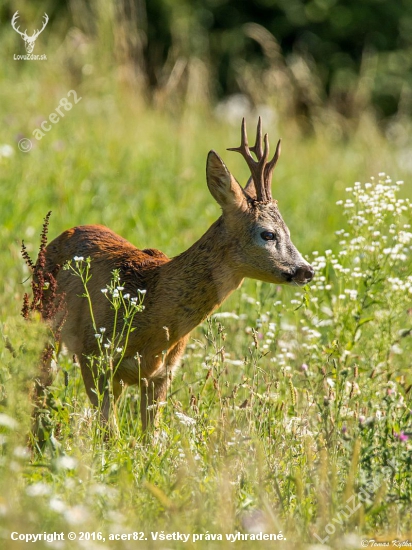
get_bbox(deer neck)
[155,217,243,339]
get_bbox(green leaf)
[357,316,374,327]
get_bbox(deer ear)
[206,151,247,211]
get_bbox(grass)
[1,11,412,550]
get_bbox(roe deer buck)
[35,118,314,431]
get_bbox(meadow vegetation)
[0,2,411,549]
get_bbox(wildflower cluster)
[67,258,145,368]
[290,175,412,453]
[306,175,411,367]
[64,258,146,432]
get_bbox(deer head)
[11,11,49,54]
[206,118,314,286]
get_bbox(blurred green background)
[2,0,412,120]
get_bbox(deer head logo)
[11,11,49,54]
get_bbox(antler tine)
[263,138,281,200]
[227,118,267,202]
[262,132,269,165]
[250,116,263,159]
[227,117,248,154]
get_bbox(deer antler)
[228,117,281,202]
[32,13,49,39]
[11,12,28,38]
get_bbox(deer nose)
[292,264,315,284]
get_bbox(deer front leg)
[140,337,189,432]
[80,358,122,436]
[140,373,168,432]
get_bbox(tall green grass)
[1,5,411,549]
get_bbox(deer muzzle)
[288,263,315,286]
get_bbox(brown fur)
[37,122,314,431]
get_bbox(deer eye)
[260,231,276,241]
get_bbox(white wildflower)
[64,505,90,525]
[212,312,239,319]
[49,497,66,513]
[0,144,14,158]
[55,456,77,470]
[13,446,30,459]
[0,414,18,430]
[26,483,51,497]
[175,411,196,426]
